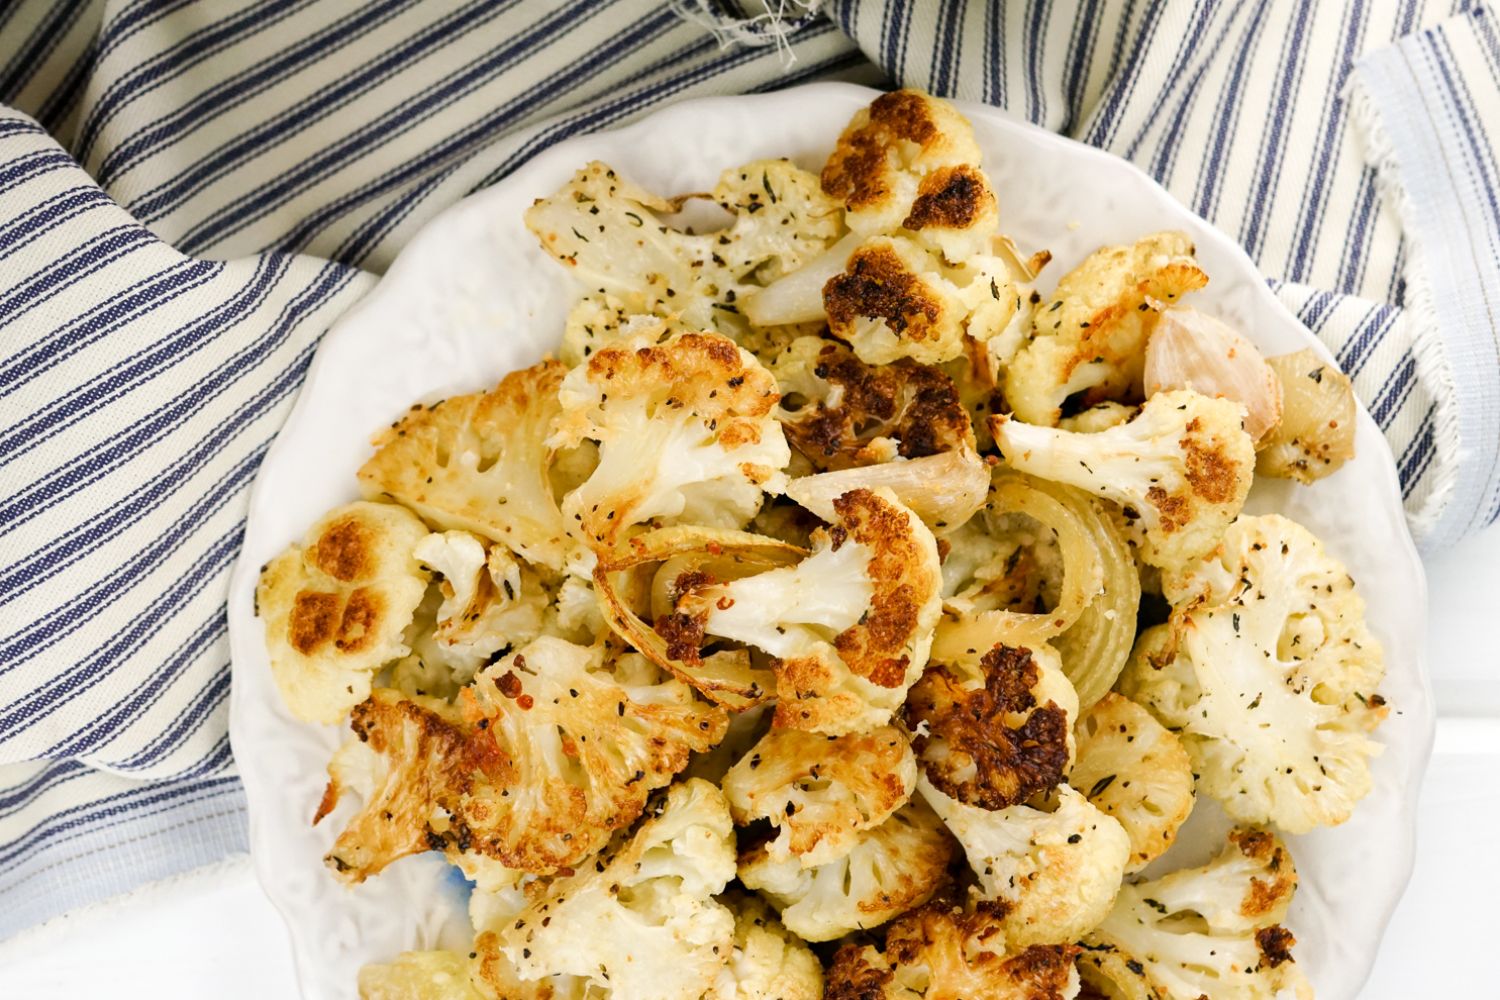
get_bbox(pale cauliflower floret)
[1121,515,1386,834]
[1070,693,1195,872]
[992,389,1254,569]
[560,294,676,367]
[357,360,575,572]
[903,643,1077,810]
[525,159,842,336]
[721,724,916,867]
[257,501,431,723]
[825,900,1081,1000]
[551,330,790,552]
[1004,232,1208,426]
[822,235,1021,366]
[358,950,484,1000]
[706,892,823,1000]
[413,531,546,662]
[739,798,954,942]
[663,487,942,734]
[547,572,607,641]
[919,779,1129,948]
[480,779,738,1000]
[456,636,729,871]
[820,89,998,262]
[1080,828,1312,1000]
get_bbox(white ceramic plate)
[226,82,1433,1000]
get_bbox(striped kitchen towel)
[1,0,1496,936]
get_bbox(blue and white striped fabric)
[0,0,1496,936]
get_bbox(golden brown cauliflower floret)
[357,360,575,572]
[1005,232,1208,426]
[992,389,1255,570]
[257,501,431,723]
[822,235,1020,367]
[313,689,492,882]
[660,488,943,734]
[739,798,954,942]
[1258,348,1357,483]
[903,643,1077,811]
[825,899,1081,1000]
[550,330,790,553]
[771,337,989,531]
[358,950,484,1000]
[1070,693,1195,872]
[820,90,998,262]
[476,779,739,1000]
[1079,828,1311,1000]
[315,638,727,880]
[721,724,916,867]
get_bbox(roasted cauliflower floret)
[1122,514,1385,833]
[1070,693,1195,872]
[550,330,789,552]
[822,235,1021,366]
[771,336,989,529]
[1079,828,1311,1000]
[721,724,916,867]
[358,361,575,572]
[257,501,431,723]
[1004,232,1208,425]
[457,637,729,871]
[314,689,487,882]
[903,643,1077,810]
[526,159,842,336]
[739,798,954,942]
[825,900,1081,1000]
[477,779,738,1000]
[919,780,1129,948]
[1258,348,1357,483]
[358,950,484,1000]
[992,390,1255,570]
[412,530,547,664]
[820,89,998,262]
[660,487,942,734]
[706,892,824,1000]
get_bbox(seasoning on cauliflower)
[358,950,484,1000]
[770,336,989,530]
[1258,348,1357,483]
[1004,232,1208,426]
[903,643,1077,810]
[822,235,1022,366]
[257,501,431,723]
[550,330,790,552]
[1121,514,1386,833]
[525,159,842,336]
[477,779,738,1000]
[658,487,942,734]
[919,779,1129,948]
[820,89,998,262]
[456,636,729,871]
[358,360,575,573]
[1070,693,1195,872]
[721,724,916,867]
[1079,828,1312,1000]
[992,389,1255,570]
[739,798,954,942]
[314,689,486,882]
[825,898,1082,1000]
[706,892,824,1000]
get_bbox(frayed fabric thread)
[669,0,825,65]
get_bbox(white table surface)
[3,527,1499,998]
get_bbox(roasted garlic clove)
[1143,305,1282,443]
